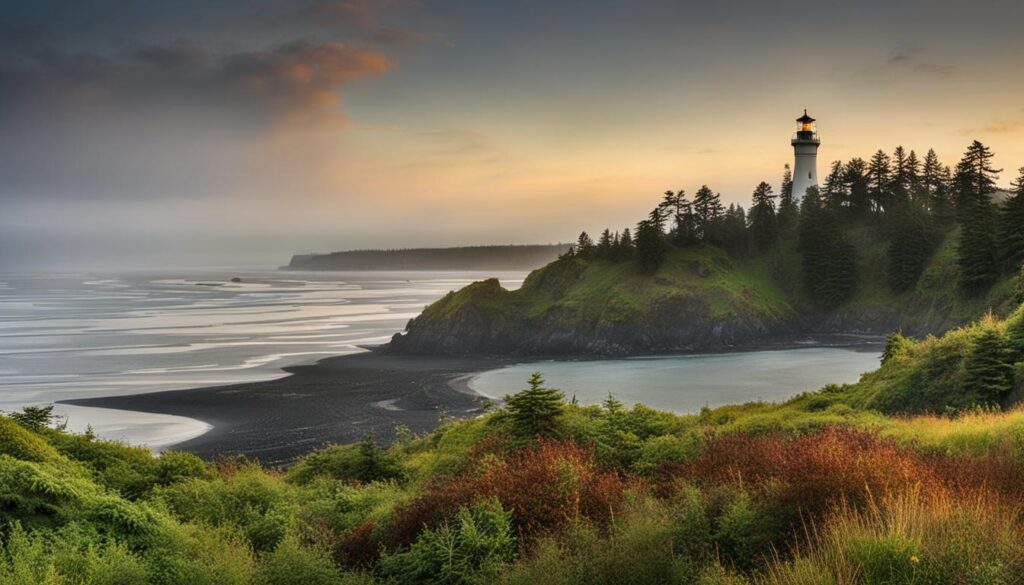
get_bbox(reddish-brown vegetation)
[665,426,1024,519]
[386,439,624,546]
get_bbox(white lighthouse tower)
[791,110,820,201]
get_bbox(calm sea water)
[0,269,526,448]
[0,269,883,451]
[469,346,883,413]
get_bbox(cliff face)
[387,231,1018,357]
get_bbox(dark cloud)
[0,39,391,118]
[369,27,431,46]
[885,46,955,76]
[134,41,209,70]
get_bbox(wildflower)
[910,555,920,563]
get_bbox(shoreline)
[61,351,511,466]
[58,334,884,465]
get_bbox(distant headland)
[283,244,569,271]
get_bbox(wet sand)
[61,352,509,466]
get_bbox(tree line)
[565,140,1024,309]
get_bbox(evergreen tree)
[907,149,924,203]
[692,185,724,241]
[963,327,1015,403]
[719,204,749,256]
[748,181,778,252]
[868,149,892,215]
[505,372,564,440]
[844,157,872,219]
[777,164,799,232]
[575,231,595,258]
[797,186,858,309]
[822,160,848,210]
[953,141,1001,292]
[881,330,915,365]
[660,189,698,246]
[596,228,614,259]
[617,227,634,259]
[923,149,955,225]
[634,219,668,273]
[891,146,910,203]
[886,198,938,292]
[1007,311,1024,363]
[999,167,1024,270]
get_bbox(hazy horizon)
[3,0,1024,270]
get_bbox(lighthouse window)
[808,172,812,179]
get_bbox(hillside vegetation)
[390,227,1018,355]
[4,305,1024,584]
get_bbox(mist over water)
[0,269,526,448]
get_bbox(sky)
[2,0,1023,269]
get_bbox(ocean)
[0,269,526,448]
[0,269,882,451]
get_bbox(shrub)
[380,498,514,585]
[0,522,150,585]
[388,440,623,544]
[258,535,340,585]
[287,435,404,486]
[0,418,59,463]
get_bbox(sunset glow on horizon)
[2,0,1023,268]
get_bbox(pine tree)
[634,219,668,273]
[575,231,595,258]
[505,372,565,440]
[692,185,724,241]
[777,164,799,232]
[868,149,892,215]
[954,141,1001,292]
[822,160,848,211]
[1007,311,1024,363]
[660,189,698,246]
[886,198,938,292]
[891,145,910,203]
[748,181,778,252]
[844,157,872,219]
[963,327,1015,403]
[923,149,955,225]
[797,186,858,309]
[907,150,924,203]
[719,203,749,256]
[999,167,1024,270]
[617,227,634,260]
[597,228,614,259]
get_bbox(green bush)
[0,522,150,585]
[287,436,404,486]
[0,418,59,463]
[380,498,514,585]
[258,535,339,585]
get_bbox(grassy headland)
[390,227,1018,355]
[3,304,1024,584]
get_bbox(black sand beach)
[62,352,509,466]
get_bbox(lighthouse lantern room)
[791,110,820,201]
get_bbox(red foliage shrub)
[664,427,1024,523]
[386,439,624,546]
[334,520,379,570]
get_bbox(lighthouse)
[791,110,820,202]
